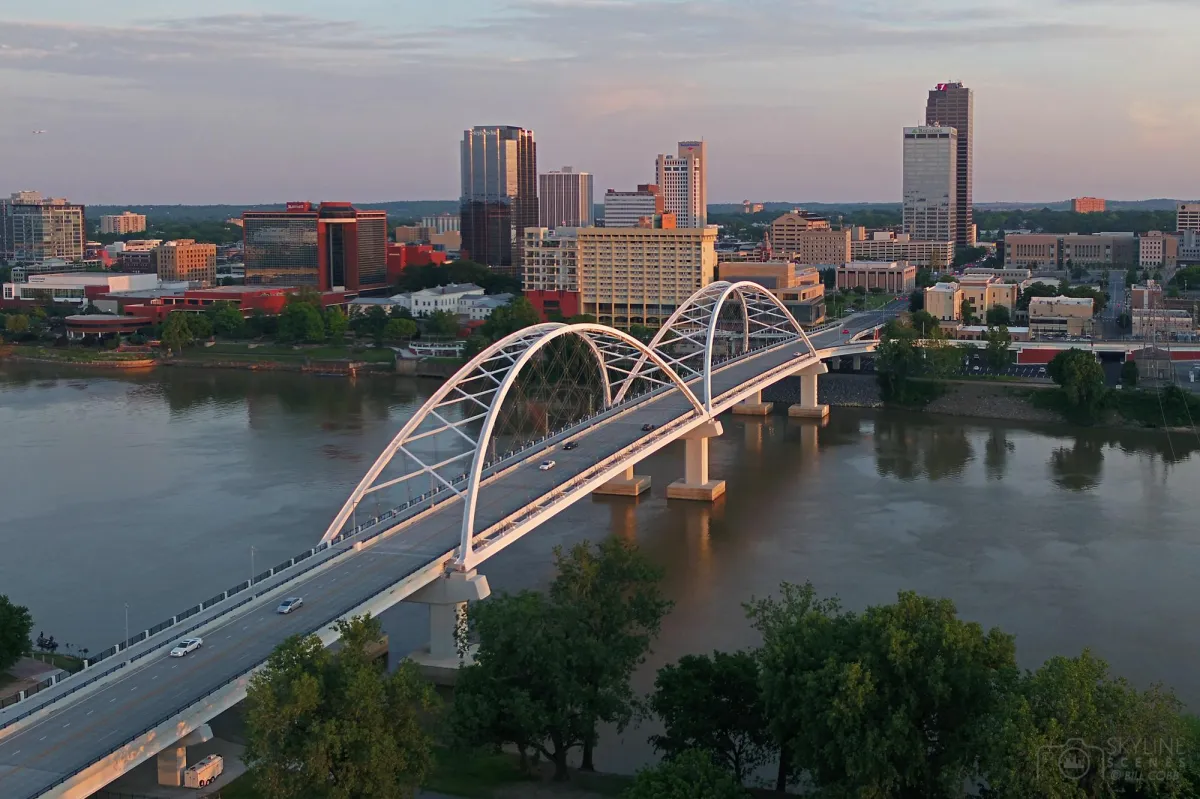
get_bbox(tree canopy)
[621,749,749,799]
[161,311,194,352]
[244,614,435,799]
[0,594,33,674]
[1047,348,1107,423]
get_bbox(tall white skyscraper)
[655,140,707,228]
[902,126,957,243]
[538,167,594,229]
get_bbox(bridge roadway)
[0,314,887,799]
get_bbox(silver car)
[170,637,203,657]
[276,597,304,614]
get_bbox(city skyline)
[2,0,1199,204]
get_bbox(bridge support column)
[788,363,829,420]
[668,420,726,501]
[829,357,840,370]
[156,724,212,787]
[732,389,773,416]
[852,355,862,371]
[407,570,490,686]
[593,465,651,497]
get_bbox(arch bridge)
[0,282,890,799]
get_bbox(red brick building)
[386,243,447,284]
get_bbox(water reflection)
[1049,437,1105,491]
[874,416,975,481]
[984,429,1014,481]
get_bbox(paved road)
[0,313,889,799]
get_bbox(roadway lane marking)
[86,711,93,716]
[151,674,158,680]
[62,723,69,728]
[39,736,46,741]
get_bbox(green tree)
[351,305,390,344]
[650,650,771,785]
[188,313,214,340]
[480,297,541,341]
[1126,267,1141,286]
[160,312,193,352]
[452,591,587,780]
[0,595,34,674]
[1117,311,1132,332]
[207,302,245,338]
[277,302,325,344]
[1018,281,1061,312]
[908,289,925,314]
[1047,349,1107,422]
[384,317,418,342]
[549,539,671,772]
[323,307,348,341]
[876,321,922,404]
[985,304,1012,327]
[749,586,1018,798]
[247,309,276,338]
[985,325,1015,371]
[628,324,655,343]
[461,334,489,362]
[4,313,30,339]
[244,615,435,799]
[819,267,837,289]
[910,310,939,338]
[1121,359,1139,387]
[916,268,936,288]
[621,749,749,799]
[852,285,867,296]
[953,245,988,268]
[985,651,1194,799]
[425,310,459,338]
[961,297,979,325]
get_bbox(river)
[2,362,1199,772]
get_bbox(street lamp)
[251,546,256,586]
[124,602,129,651]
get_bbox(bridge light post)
[124,602,129,651]
[250,546,256,586]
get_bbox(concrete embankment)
[765,373,883,408]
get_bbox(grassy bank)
[1030,384,1200,429]
[5,345,156,364]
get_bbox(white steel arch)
[318,324,703,560]
[614,280,817,413]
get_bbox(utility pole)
[124,603,129,650]
[251,546,256,586]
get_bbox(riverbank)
[2,346,157,369]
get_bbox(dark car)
[563,441,578,451]
[641,423,656,432]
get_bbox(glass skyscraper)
[925,83,974,247]
[459,126,538,270]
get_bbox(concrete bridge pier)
[788,362,829,420]
[593,465,651,497]
[732,389,773,416]
[829,357,840,370]
[852,354,863,371]
[407,569,490,685]
[156,724,213,786]
[668,420,726,501]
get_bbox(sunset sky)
[2,0,1197,205]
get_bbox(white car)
[170,637,203,657]
[276,597,303,614]
[792,351,803,357]
[539,460,556,471]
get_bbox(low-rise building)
[836,261,916,294]
[958,274,1018,319]
[393,283,486,316]
[1004,234,1061,270]
[3,272,160,306]
[1062,234,1136,269]
[1129,280,1164,311]
[1027,296,1094,338]
[924,282,962,322]
[1131,308,1194,338]
[386,243,447,283]
[962,266,1032,283]
[1072,197,1106,214]
[718,261,825,326]
[464,293,515,321]
[770,222,849,265]
[851,232,954,270]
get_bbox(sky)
[1,0,1198,205]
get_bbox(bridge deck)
[0,316,886,799]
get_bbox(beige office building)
[154,239,217,286]
[836,261,917,293]
[656,141,707,228]
[99,211,147,235]
[1004,234,1061,270]
[1178,203,1200,233]
[718,261,826,326]
[1139,231,1180,268]
[851,233,953,269]
[963,266,1032,282]
[1062,234,1135,268]
[924,282,963,323]
[958,274,1017,319]
[524,225,717,326]
[769,213,847,264]
[1028,296,1094,337]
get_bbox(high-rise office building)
[460,125,538,269]
[925,82,974,246]
[538,167,594,229]
[243,202,388,291]
[603,185,663,228]
[0,191,86,264]
[655,140,707,228]
[420,213,460,234]
[1178,203,1200,233]
[902,126,958,244]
